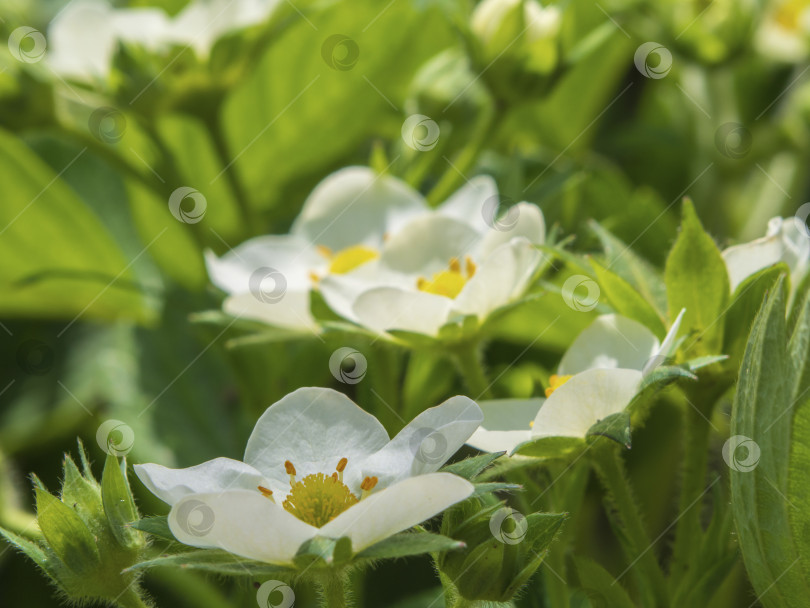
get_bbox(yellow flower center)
[545,374,573,398]
[775,0,809,29]
[282,472,360,527]
[318,244,379,275]
[416,256,477,299]
[259,459,378,528]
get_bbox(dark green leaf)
[441,452,505,480]
[357,531,465,560]
[586,412,631,449]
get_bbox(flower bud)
[470,0,561,100]
[438,498,567,602]
[0,441,149,607]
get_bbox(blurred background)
[0,0,808,605]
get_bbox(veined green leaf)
[357,531,465,560]
[665,199,730,356]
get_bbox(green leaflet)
[665,199,730,357]
[731,276,810,607]
[574,557,635,608]
[357,531,465,560]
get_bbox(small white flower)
[318,178,545,338]
[207,167,546,337]
[48,0,280,80]
[467,311,685,452]
[205,167,431,330]
[135,387,481,565]
[722,216,810,292]
[755,0,810,63]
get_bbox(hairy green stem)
[452,345,493,399]
[116,588,152,608]
[317,573,351,608]
[591,442,669,608]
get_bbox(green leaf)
[441,452,505,480]
[357,531,465,560]
[222,0,454,214]
[590,257,666,338]
[100,454,141,549]
[574,557,635,608]
[589,220,667,315]
[126,549,291,577]
[586,411,631,449]
[129,516,175,541]
[35,488,101,574]
[665,199,730,356]
[472,482,523,496]
[724,264,785,369]
[0,128,149,321]
[731,276,810,606]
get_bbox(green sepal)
[101,454,142,549]
[60,455,102,518]
[472,482,522,496]
[293,535,349,569]
[512,436,584,459]
[441,452,505,480]
[685,355,729,371]
[357,531,465,560]
[586,411,632,449]
[126,549,292,577]
[0,526,60,583]
[35,487,101,574]
[129,516,175,541]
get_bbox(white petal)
[453,238,540,319]
[531,368,643,439]
[351,287,453,336]
[437,175,498,235]
[361,396,483,486]
[168,490,316,564]
[291,167,427,250]
[223,290,316,331]
[318,262,408,323]
[466,398,543,453]
[134,458,276,506]
[722,231,787,293]
[318,473,473,552]
[642,308,685,375]
[379,214,481,276]
[48,1,117,79]
[479,202,546,257]
[244,387,390,487]
[204,235,322,294]
[558,314,659,376]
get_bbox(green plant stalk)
[669,402,711,585]
[590,442,669,608]
[116,588,152,608]
[317,573,352,608]
[451,344,493,399]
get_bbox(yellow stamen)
[285,460,297,485]
[282,472,360,527]
[328,245,379,274]
[449,257,461,273]
[529,421,534,428]
[336,457,348,483]
[309,271,320,284]
[257,485,275,502]
[316,245,333,258]
[775,0,807,29]
[360,476,378,499]
[545,374,573,398]
[465,255,476,278]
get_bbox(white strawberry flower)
[722,216,810,293]
[48,0,280,80]
[206,167,546,336]
[134,387,482,565]
[318,179,545,338]
[467,311,685,452]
